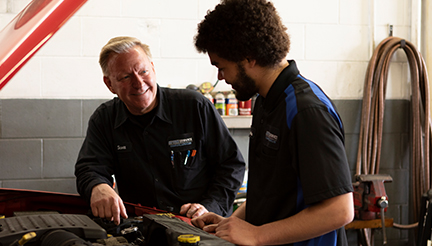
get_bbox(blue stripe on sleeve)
[285,84,297,129]
[297,75,343,131]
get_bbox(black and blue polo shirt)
[246,60,353,246]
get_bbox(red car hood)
[0,187,191,224]
[0,0,87,90]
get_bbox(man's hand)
[213,216,260,245]
[192,212,259,245]
[90,183,128,225]
[191,212,224,231]
[180,203,208,218]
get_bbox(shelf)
[221,115,252,129]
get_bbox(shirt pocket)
[168,132,197,169]
[261,125,281,157]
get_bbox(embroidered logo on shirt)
[265,130,278,144]
[263,125,280,150]
[168,137,193,147]
[168,133,196,151]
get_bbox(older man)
[75,36,245,225]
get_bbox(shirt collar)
[262,60,299,110]
[154,85,172,124]
[114,85,172,129]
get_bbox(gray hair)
[99,36,152,76]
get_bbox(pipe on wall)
[422,0,432,118]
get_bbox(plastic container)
[226,91,238,116]
[178,234,200,246]
[214,92,226,116]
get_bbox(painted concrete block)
[285,24,305,61]
[272,0,338,24]
[43,138,84,178]
[155,58,198,88]
[0,13,15,27]
[334,62,369,99]
[37,17,81,57]
[41,57,110,98]
[340,0,368,25]
[197,58,218,87]
[334,100,362,134]
[1,99,81,138]
[376,0,410,26]
[380,169,409,205]
[0,57,42,99]
[0,0,6,13]
[7,0,30,14]
[81,17,161,58]
[295,61,339,98]
[198,0,220,18]
[82,99,111,136]
[230,129,250,167]
[0,139,42,179]
[75,0,121,17]
[382,100,409,133]
[305,25,369,61]
[379,133,404,170]
[122,0,198,19]
[160,19,202,59]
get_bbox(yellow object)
[199,82,214,94]
[18,232,36,245]
[177,234,200,244]
[156,213,175,218]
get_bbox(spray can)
[239,99,252,115]
[226,91,238,116]
[214,92,225,115]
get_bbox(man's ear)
[103,76,116,94]
[245,57,256,68]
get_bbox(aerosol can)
[214,91,225,115]
[226,90,238,116]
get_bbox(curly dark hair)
[194,0,290,67]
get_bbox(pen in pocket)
[171,150,174,168]
[184,150,191,165]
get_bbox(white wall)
[0,0,415,99]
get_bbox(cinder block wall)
[0,98,411,244]
[0,0,418,245]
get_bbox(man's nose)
[217,70,225,80]
[131,72,144,88]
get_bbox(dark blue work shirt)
[75,86,245,216]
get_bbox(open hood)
[0,0,87,90]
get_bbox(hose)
[356,36,431,226]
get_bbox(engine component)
[0,214,107,245]
[40,229,92,246]
[140,214,234,246]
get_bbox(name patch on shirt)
[168,133,195,151]
[116,142,132,152]
[264,125,280,150]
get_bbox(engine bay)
[0,188,234,246]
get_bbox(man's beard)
[233,63,258,101]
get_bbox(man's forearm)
[232,201,246,220]
[254,193,354,245]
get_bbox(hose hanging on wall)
[356,36,431,226]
